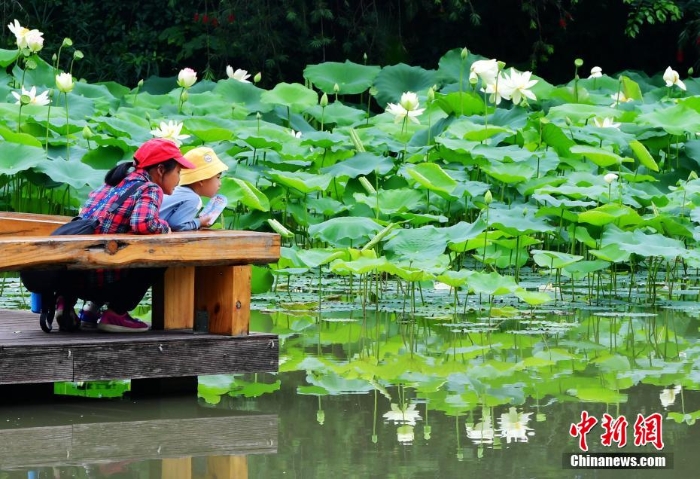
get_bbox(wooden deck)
[0,309,279,385]
[0,398,277,469]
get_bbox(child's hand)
[199,213,215,228]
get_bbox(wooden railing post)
[195,265,251,336]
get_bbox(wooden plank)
[0,414,277,468]
[163,457,192,479]
[196,265,251,336]
[70,336,278,382]
[0,212,70,236]
[0,230,280,271]
[0,345,74,384]
[154,266,195,330]
[207,455,248,479]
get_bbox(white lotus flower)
[660,385,682,408]
[289,130,302,138]
[610,92,632,106]
[604,173,618,184]
[24,29,44,53]
[177,68,197,89]
[383,403,421,426]
[589,66,603,78]
[593,117,620,129]
[469,59,499,85]
[150,120,190,146]
[7,19,30,49]
[499,68,538,105]
[663,66,686,91]
[385,91,425,124]
[226,66,251,83]
[55,72,74,93]
[12,86,50,106]
[499,407,533,444]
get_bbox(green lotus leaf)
[436,269,475,287]
[638,104,700,136]
[304,60,381,94]
[95,112,151,142]
[330,256,390,274]
[373,63,436,108]
[514,289,553,306]
[542,122,575,156]
[568,387,627,404]
[35,157,103,189]
[322,152,394,178]
[562,260,610,279]
[383,225,448,261]
[308,217,383,247]
[295,248,346,268]
[0,124,42,147]
[220,177,270,212]
[488,207,555,236]
[305,101,367,127]
[0,142,46,175]
[546,104,621,124]
[298,130,346,148]
[588,243,631,263]
[353,188,424,214]
[481,161,537,184]
[628,140,659,172]
[266,169,332,193]
[433,91,484,116]
[0,48,18,67]
[188,91,239,116]
[214,79,271,114]
[620,75,643,101]
[569,145,626,168]
[80,145,125,171]
[577,204,642,227]
[435,47,475,84]
[467,271,520,296]
[531,250,584,269]
[261,82,318,112]
[602,225,686,260]
[406,162,458,199]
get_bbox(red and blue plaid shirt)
[79,169,169,287]
[81,170,170,235]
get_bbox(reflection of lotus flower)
[150,120,190,146]
[12,86,50,106]
[397,425,414,443]
[383,403,421,426]
[466,411,495,444]
[660,385,682,408]
[593,117,620,129]
[589,66,603,78]
[663,67,686,91]
[498,407,533,444]
[385,92,425,124]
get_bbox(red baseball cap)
[133,138,196,169]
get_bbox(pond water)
[1,274,699,478]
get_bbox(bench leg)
[195,265,251,336]
[152,266,195,330]
[207,455,248,479]
[163,457,192,479]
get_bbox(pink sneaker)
[97,310,149,333]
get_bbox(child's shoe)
[56,296,80,332]
[98,310,149,333]
[78,301,101,330]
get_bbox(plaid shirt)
[81,170,170,234]
[79,169,169,287]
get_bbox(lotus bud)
[320,92,328,107]
[51,53,57,63]
[138,79,144,88]
[363,52,368,62]
[359,176,376,195]
[461,47,468,60]
[316,410,325,425]
[62,38,73,48]
[256,112,262,120]
[689,171,698,181]
[574,58,584,68]
[55,72,74,93]
[484,190,493,205]
[82,125,94,140]
[522,208,528,216]
[565,117,572,126]
[267,219,293,238]
[604,173,618,184]
[333,83,340,93]
[427,87,435,102]
[689,67,695,76]
[254,72,262,83]
[180,90,189,102]
[73,50,84,60]
[497,60,506,71]
[177,67,197,89]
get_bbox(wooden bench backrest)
[0,212,71,237]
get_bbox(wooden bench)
[0,211,281,336]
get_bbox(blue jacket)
[160,186,202,231]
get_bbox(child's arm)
[166,199,202,232]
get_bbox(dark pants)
[61,268,164,314]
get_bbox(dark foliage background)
[2,0,696,87]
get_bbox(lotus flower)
[55,72,74,93]
[469,59,499,85]
[7,19,30,49]
[383,403,421,426]
[660,385,682,408]
[12,86,50,106]
[500,68,538,105]
[226,66,251,83]
[663,66,686,91]
[150,120,190,146]
[177,68,197,89]
[499,407,533,444]
[593,117,620,129]
[604,173,618,184]
[385,91,425,124]
[589,66,603,78]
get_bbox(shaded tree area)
[1,0,694,87]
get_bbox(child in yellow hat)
[160,146,229,231]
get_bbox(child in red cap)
[56,138,196,333]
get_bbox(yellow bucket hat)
[179,147,229,185]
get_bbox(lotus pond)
[1,271,700,478]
